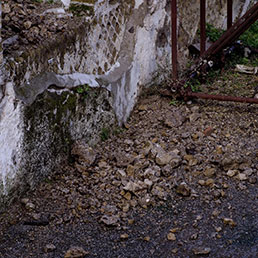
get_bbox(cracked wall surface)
[0,0,254,207]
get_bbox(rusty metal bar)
[203,3,258,58]
[186,92,258,104]
[171,0,178,80]
[200,0,206,55]
[227,0,233,29]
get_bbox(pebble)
[44,244,56,252]
[25,202,35,210]
[203,167,216,177]
[64,246,89,258]
[203,127,214,136]
[176,182,191,197]
[237,173,247,181]
[100,215,119,226]
[167,232,176,241]
[223,218,236,227]
[193,247,211,255]
[205,179,214,186]
[120,233,129,239]
[227,169,237,177]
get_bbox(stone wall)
[0,0,254,208]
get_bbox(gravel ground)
[0,67,257,258]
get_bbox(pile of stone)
[1,0,91,55]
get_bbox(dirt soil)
[0,66,257,257]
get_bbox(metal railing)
[171,0,258,104]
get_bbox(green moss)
[240,21,258,48]
[69,3,94,17]
[100,127,110,141]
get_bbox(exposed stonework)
[0,0,254,208]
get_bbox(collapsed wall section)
[0,0,253,208]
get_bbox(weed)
[206,23,224,42]
[100,128,110,141]
[47,0,54,3]
[200,21,258,49]
[69,4,94,16]
[113,127,124,136]
[240,21,258,48]
[75,84,91,99]
[169,100,179,106]
[184,79,201,92]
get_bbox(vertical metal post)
[227,0,233,29]
[200,0,206,56]
[171,0,178,80]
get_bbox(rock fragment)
[44,244,56,253]
[100,215,119,226]
[167,233,176,241]
[64,246,89,258]
[193,247,211,255]
[223,218,236,227]
[176,182,191,197]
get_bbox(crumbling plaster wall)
[0,0,254,207]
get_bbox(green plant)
[76,84,91,98]
[240,21,258,48]
[47,0,54,3]
[197,23,224,42]
[169,100,179,106]
[100,128,110,141]
[184,79,201,92]
[113,127,124,136]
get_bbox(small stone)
[25,202,35,210]
[212,209,220,217]
[205,179,214,186]
[249,177,257,184]
[124,192,132,200]
[170,227,180,233]
[123,181,142,193]
[122,203,130,212]
[243,168,253,176]
[215,226,222,232]
[203,127,214,136]
[3,4,11,14]
[144,236,150,241]
[198,180,206,186]
[44,244,56,253]
[204,167,216,177]
[193,247,211,255]
[237,173,247,181]
[21,198,30,205]
[100,215,119,226]
[216,146,223,154]
[24,21,32,30]
[124,123,130,129]
[64,246,89,258]
[176,182,191,197]
[171,248,178,254]
[227,170,237,177]
[223,218,236,227]
[190,233,198,240]
[120,233,129,239]
[126,165,135,177]
[128,219,134,225]
[167,232,176,241]
[144,178,153,188]
[71,141,96,167]
[138,105,147,111]
[155,152,172,166]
